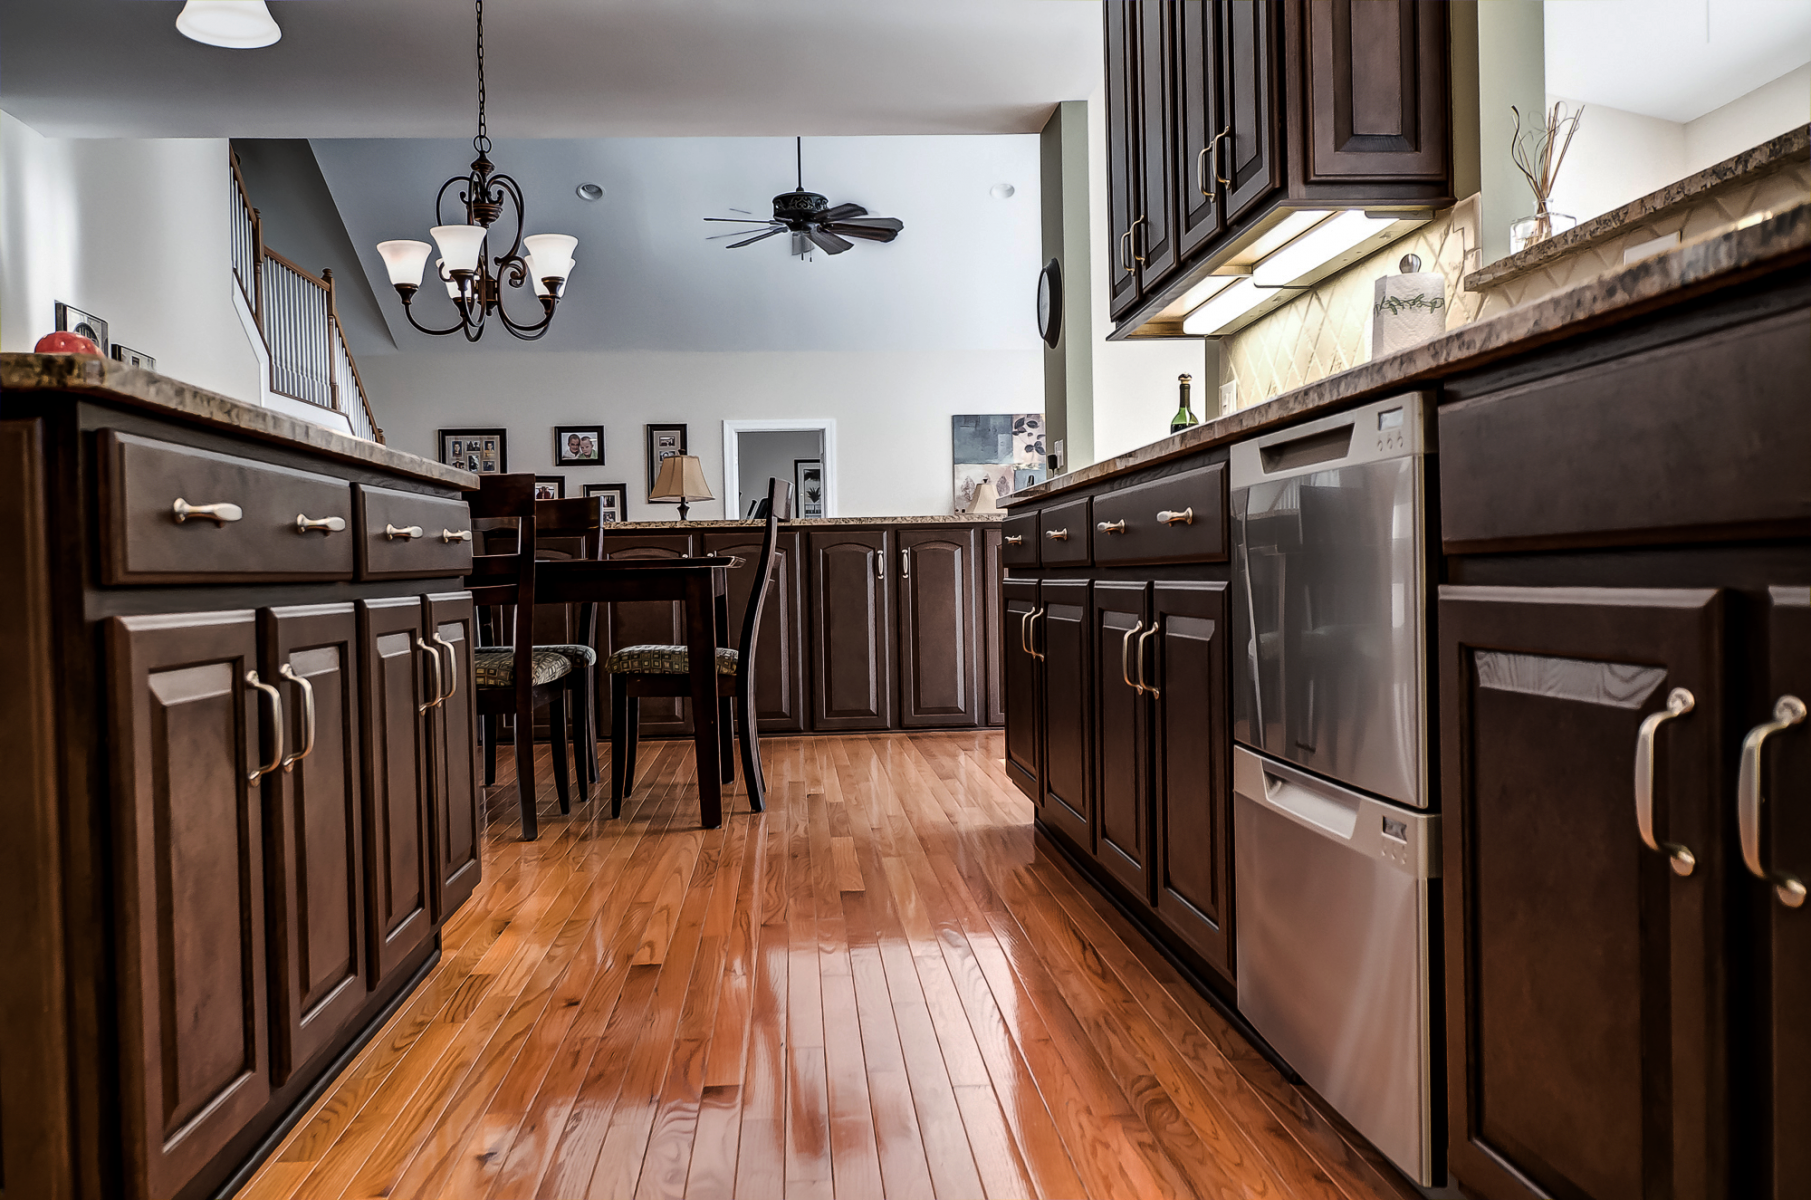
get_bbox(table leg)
[686,573,723,829]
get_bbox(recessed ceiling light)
[990,183,1016,200]
[576,183,605,202]
[176,0,282,49]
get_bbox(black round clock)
[1036,258,1062,348]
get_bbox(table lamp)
[649,454,714,521]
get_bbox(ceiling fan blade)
[803,227,854,255]
[832,215,903,232]
[728,227,788,249]
[708,223,782,239]
[822,223,900,243]
[705,216,779,224]
[816,203,868,223]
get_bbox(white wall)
[736,428,823,516]
[1684,62,1811,174]
[357,347,1042,520]
[0,111,262,400]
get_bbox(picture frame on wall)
[582,482,629,523]
[438,427,508,474]
[554,424,605,465]
[794,458,824,518]
[646,423,687,493]
[111,344,155,371]
[54,301,109,355]
[534,475,565,500]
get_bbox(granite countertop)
[0,353,475,488]
[613,514,1004,531]
[1006,199,1811,507]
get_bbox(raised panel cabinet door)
[1221,0,1283,220]
[1003,577,1043,803]
[809,531,894,731]
[357,597,434,987]
[106,610,271,1200]
[604,534,696,735]
[898,529,980,728]
[1301,0,1449,183]
[1177,0,1228,259]
[1104,0,1141,319]
[1151,582,1234,981]
[703,531,806,733]
[1040,580,1093,850]
[1093,581,1152,898]
[1132,0,1180,291]
[260,603,366,1087]
[1439,586,1727,1200]
[425,592,482,922]
[984,528,1006,727]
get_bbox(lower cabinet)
[1038,580,1093,849]
[1094,581,1152,896]
[1002,578,1042,801]
[425,592,481,921]
[898,528,981,728]
[809,530,894,730]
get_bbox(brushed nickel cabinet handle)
[441,528,472,543]
[433,633,460,703]
[1097,519,1127,535]
[295,513,346,535]
[1004,534,1024,546]
[1120,621,1146,695]
[386,523,424,540]
[278,663,316,772]
[173,498,243,525]
[1044,528,1069,541]
[1196,145,1215,201]
[1213,126,1232,186]
[1739,694,1807,907]
[415,635,444,713]
[1028,607,1046,662]
[876,550,886,580]
[1634,687,1697,876]
[1138,625,1160,698]
[1131,215,1148,264]
[1158,508,1194,526]
[1019,608,1034,656]
[246,669,284,782]
[1119,229,1134,274]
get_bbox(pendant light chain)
[473,0,490,155]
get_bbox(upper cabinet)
[1105,0,1452,337]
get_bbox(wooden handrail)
[262,247,331,291]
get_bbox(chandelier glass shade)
[375,0,576,342]
[176,1,282,49]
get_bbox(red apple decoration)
[36,331,102,356]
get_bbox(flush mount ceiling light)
[374,0,577,341]
[576,183,605,202]
[990,183,1017,200]
[176,0,282,49]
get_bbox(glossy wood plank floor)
[238,733,1417,1200]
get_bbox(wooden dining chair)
[466,473,574,840]
[607,476,791,817]
[532,496,605,791]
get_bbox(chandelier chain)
[474,0,490,155]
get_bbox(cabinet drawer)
[1001,511,1040,567]
[97,430,355,585]
[1093,463,1227,564]
[1039,497,1092,567]
[354,485,474,580]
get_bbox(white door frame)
[721,418,837,518]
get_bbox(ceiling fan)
[705,138,904,257]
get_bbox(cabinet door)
[106,611,271,1200]
[704,531,806,733]
[261,603,366,1086]
[1151,582,1234,981]
[1003,578,1042,803]
[808,531,894,731]
[1093,581,1152,898]
[1222,0,1282,220]
[1132,0,1180,292]
[984,529,1006,727]
[898,529,980,728]
[1301,0,1449,183]
[357,597,434,987]
[426,592,482,922]
[1439,586,1727,1200]
[1104,0,1141,319]
[1177,0,1228,260]
[1040,580,1093,850]
[603,534,695,736]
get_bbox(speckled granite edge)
[1006,201,1811,507]
[612,514,1005,531]
[0,353,477,488]
[1464,126,1809,292]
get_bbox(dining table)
[534,553,743,828]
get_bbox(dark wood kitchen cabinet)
[1178,0,1280,257]
[705,530,807,733]
[1003,578,1043,802]
[1093,581,1152,896]
[1038,579,1093,849]
[898,528,981,728]
[425,592,481,921]
[809,530,894,731]
[106,611,273,1200]
[1296,0,1450,184]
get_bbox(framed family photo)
[554,424,605,466]
[583,482,629,522]
[55,301,109,355]
[438,428,507,474]
[111,344,156,370]
[646,423,687,493]
[534,476,565,500]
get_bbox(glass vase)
[1509,209,1577,254]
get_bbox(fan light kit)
[374,0,577,341]
[705,139,904,258]
[176,0,282,49]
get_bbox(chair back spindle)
[738,477,792,673]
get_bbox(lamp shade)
[649,454,714,503]
[524,255,575,298]
[431,224,488,274]
[376,239,433,288]
[435,259,460,298]
[176,0,282,48]
[521,234,577,282]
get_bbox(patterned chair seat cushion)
[472,647,574,689]
[539,642,598,669]
[606,644,740,676]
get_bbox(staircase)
[230,152,383,443]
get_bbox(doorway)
[721,419,836,519]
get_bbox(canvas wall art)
[951,413,1044,512]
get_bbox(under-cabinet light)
[1181,277,1267,336]
[1252,208,1431,289]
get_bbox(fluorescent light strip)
[1181,278,1268,336]
[1237,209,1333,266]
[1252,209,1392,288]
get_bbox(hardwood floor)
[238,732,1416,1200]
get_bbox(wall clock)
[1037,258,1062,348]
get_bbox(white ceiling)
[316,134,1044,353]
[1,0,1100,138]
[1545,0,1811,123]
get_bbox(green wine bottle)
[1169,373,1199,435]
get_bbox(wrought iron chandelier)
[375,0,576,342]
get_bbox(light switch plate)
[1220,380,1238,412]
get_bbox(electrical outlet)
[1050,439,1066,471]
[1219,380,1237,412]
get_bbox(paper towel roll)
[1372,272,1446,358]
